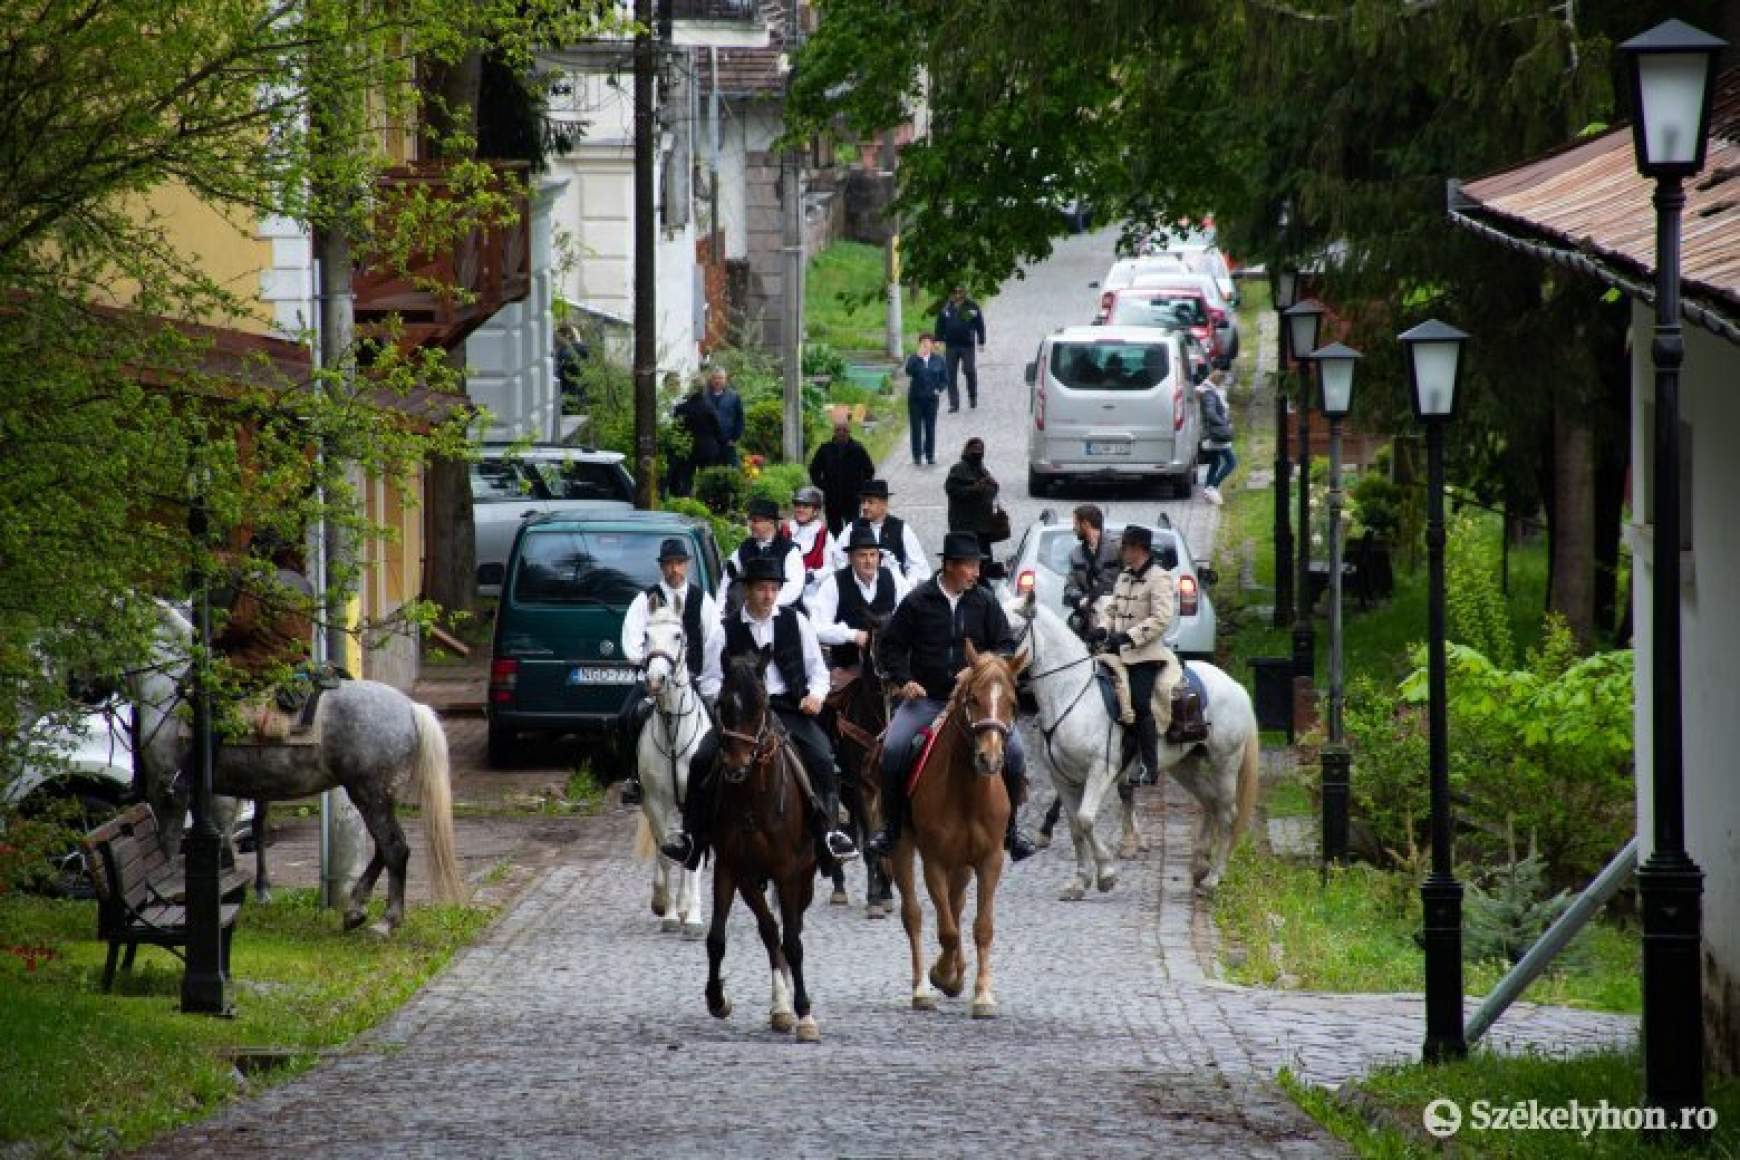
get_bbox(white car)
[999,511,1219,660]
[472,445,635,594]
[1024,325,1204,499]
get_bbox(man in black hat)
[866,530,1036,861]
[615,537,720,805]
[1087,523,1178,783]
[810,522,912,673]
[826,478,930,584]
[717,496,805,614]
[662,555,859,870]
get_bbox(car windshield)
[512,530,667,605]
[526,460,632,503]
[1111,293,1206,328]
[1037,527,1181,576]
[471,461,533,502]
[1048,341,1170,391]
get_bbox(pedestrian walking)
[944,436,1003,565]
[1198,364,1237,505]
[808,418,876,535]
[903,333,946,467]
[934,285,986,412]
[703,366,745,466]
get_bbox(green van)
[486,511,722,768]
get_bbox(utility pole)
[632,0,659,507]
[882,128,902,359]
[780,0,804,463]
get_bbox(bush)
[803,342,847,382]
[1445,510,1513,666]
[746,462,810,509]
[661,496,745,558]
[693,466,745,516]
[1465,851,1578,967]
[741,398,785,461]
[1349,471,1402,539]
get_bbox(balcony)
[668,0,770,49]
[354,161,532,353]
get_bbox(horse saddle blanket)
[1166,665,1210,745]
[234,674,342,748]
[825,666,860,709]
[1092,669,1121,720]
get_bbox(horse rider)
[615,537,721,807]
[661,555,860,871]
[826,478,931,585]
[1087,524,1179,784]
[865,531,1037,862]
[1063,503,1121,638]
[717,496,805,615]
[786,485,832,609]
[810,522,911,674]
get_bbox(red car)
[1093,279,1227,360]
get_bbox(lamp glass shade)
[1619,20,1726,176]
[1399,319,1467,421]
[1284,300,1324,361]
[1311,343,1361,418]
[1272,269,1299,311]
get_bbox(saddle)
[233,667,344,747]
[1167,666,1210,745]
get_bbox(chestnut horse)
[823,612,894,918]
[705,651,822,1042]
[893,642,1027,1019]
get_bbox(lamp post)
[1618,17,1724,1124]
[182,454,230,1015]
[1310,342,1361,867]
[1284,299,1326,682]
[1269,268,1299,628]
[1401,318,1469,1062]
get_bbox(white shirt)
[620,581,721,665]
[937,578,967,614]
[826,517,932,583]
[810,565,912,648]
[717,538,806,610]
[699,605,830,702]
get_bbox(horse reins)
[640,639,700,807]
[1014,613,1108,774]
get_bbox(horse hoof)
[771,1010,796,1033]
[795,1017,821,1044]
[1117,839,1139,860]
[660,916,681,933]
[911,993,937,1011]
[709,998,732,1020]
[1059,884,1086,902]
[866,903,888,920]
[682,922,706,940]
[930,966,964,999]
[1191,864,1210,887]
[1097,871,1118,893]
[368,921,393,938]
[651,899,668,918]
[342,909,368,931]
[1034,830,1053,850]
[830,888,848,906]
[971,998,999,1020]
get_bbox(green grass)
[0,888,493,1152]
[1213,843,1641,1013]
[805,242,929,354]
[1265,773,1314,821]
[1290,1048,1740,1158]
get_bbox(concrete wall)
[467,178,566,442]
[1629,304,1740,1076]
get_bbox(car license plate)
[568,665,637,686]
[1085,441,1130,456]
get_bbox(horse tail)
[633,812,655,861]
[411,702,467,904]
[1233,729,1260,842]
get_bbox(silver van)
[1024,325,1203,498]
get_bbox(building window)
[1641,400,1693,552]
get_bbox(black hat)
[746,497,780,521]
[1120,524,1153,551]
[742,556,786,585]
[939,531,985,561]
[846,524,881,552]
[859,479,890,499]
[657,537,691,562]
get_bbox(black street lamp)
[1618,16,1724,1125]
[1310,341,1361,866]
[1270,268,1299,628]
[182,459,230,1015]
[1284,298,1326,683]
[1400,317,1468,1063]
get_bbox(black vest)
[644,583,705,675]
[828,566,896,670]
[723,607,807,706]
[850,516,908,567]
[731,535,797,576]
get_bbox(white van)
[1024,325,1203,498]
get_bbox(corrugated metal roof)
[1456,68,1740,319]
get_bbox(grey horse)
[131,602,465,931]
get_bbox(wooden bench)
[81,803,247,992]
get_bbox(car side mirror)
[1024,361,1037,386]
[477,563,506,587]
[1198,565,1219,587]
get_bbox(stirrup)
[1005,825,1038,863]
[865,823,900,858]
[659,832,694,867]
[825,830,860,862]
[620,778,644,806]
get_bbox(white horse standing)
[1004,591,1259,899]
[629,601,708,938]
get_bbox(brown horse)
[893,642,1027,1019]
[823,612,894,917]
[705,651,822,1042]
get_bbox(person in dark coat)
[944,436,1000,563]
[670,384,725,497]
[808,418,876,535]
[934,286,987,412]
[1063,503,1121,634]
[703,368,745,466]
[904,333,947,466]
[554,323,590,406]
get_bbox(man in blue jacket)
[703,367,745,465]
[934,286,987,412]
[904,333,946,466]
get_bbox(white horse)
[629,600,708,938]
[1004,590,1259,899]
[131,600,465,932]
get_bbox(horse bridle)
[718,708,780,784]
[640,632,702,803]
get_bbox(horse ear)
[1009,649,1031,677]
[671,592,684,618]
[964,639,980,666]
[648,588,664,613]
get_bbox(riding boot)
[1000,766,1038,862]
[865,761,906,858]
[1135,714,1161,788]
[660,747,713,871]
[823,789,859,863]
[618,695,654,805]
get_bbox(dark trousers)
[824,503,855,537]
[945,344,978,409]
[1125,660,1161,774]
[908,394,938,463]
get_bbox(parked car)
[998,510,1219,660]
[472,444,636,596]
[486,511,722,768]
[1023,325,1204,499]
[1098,274,1238,360]
[1093,254,1191,312]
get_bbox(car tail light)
[1173,387,1187,431]
[1015,568,1036,596]
[489,657,518,704]
[1035,380,1046,431]
[1096,290,1114,322]
[1208,306,1226,324]
[1177,573,1199,616]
